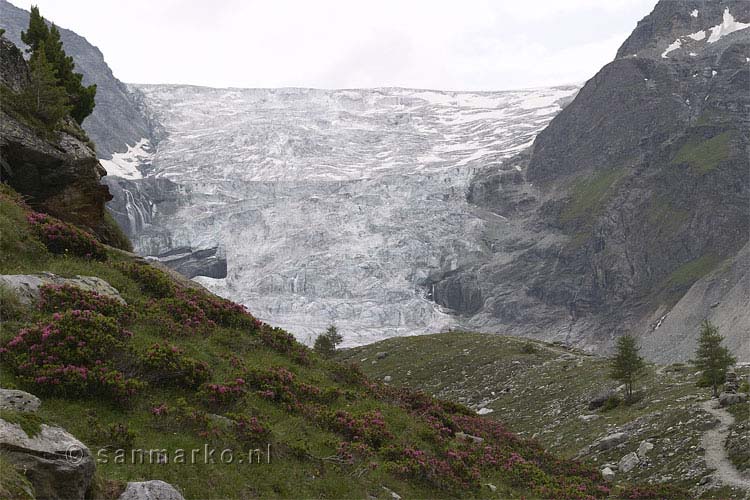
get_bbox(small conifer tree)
[21,6,96,124]
[695,320,736,397]
[610,334,645,400]
[21,42,71,128]
[314,325,344,357]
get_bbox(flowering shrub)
[329,362,367,386]
[115,262,175,298]
[198,378,248,408]
[321,409,392,448]
[177,288,261,330]
[27,212,107,260]
[226,412,271,444]
[0,310,142,401]
[382,445,480,492]
[39,284,131,323]
[616,484,689,499]
[243,366,332,412]
[152,296,217,336]
[140,343,211,388]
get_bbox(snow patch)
[661,39,682,58]
[691,9,699,18]
[707,8,750,44]
[99,138,152,180]
[688,30,706,41]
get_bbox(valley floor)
[338,332,750,499]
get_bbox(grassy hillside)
[339,333,750,499]
[0,184,657,499]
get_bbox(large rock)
[637,440,654,460]
[0,418,95,500]
[618,451,641,473]
[0,388,41,413]
[0,273,125,305]
[594,432,628,451]
[118,480,185,500]
[719,392,748,407]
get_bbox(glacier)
[102,86,578,346]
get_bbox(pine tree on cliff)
[21,5,96,124]
[695,320,736,398]
[21,41,71,128]
[20,6,49,53]
[610,335,645,400]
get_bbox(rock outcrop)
[0,390,96,500]
[0,36,123,246]
[459,0,750,359]
[0,273,126,305]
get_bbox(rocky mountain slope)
[452,0,750,360]
[0,0,152,157]
[339,332,750,498]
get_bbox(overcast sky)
[9,0,657,90]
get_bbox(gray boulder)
[0,418,95,500]
[601,467,615,482]
[619,452,641,473]
[118,480,185,500]
[594,432,628,451]
[0,388,41,413]
[0,273,126,305]
[719,392,748,407]
[637,440,654,459]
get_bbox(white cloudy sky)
[9,0,657,90]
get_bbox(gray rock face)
[0,273,125,305]
[0,419,95,500]
[118,480,185,500]
[459,0,750,359]
[0,388,41,413]
[0,0,152,157]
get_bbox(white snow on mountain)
[99,138,152,180]
[106,86,578,345]
[707,8,750,44]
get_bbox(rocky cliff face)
[0,0,152,158]
[462,0,749,359]
[0,37,113,238]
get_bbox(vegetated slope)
[0,0,152,157]
[458,0,750,360]
[0,186,658,499]
[339,332,750,499]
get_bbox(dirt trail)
[700,399,750,491]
